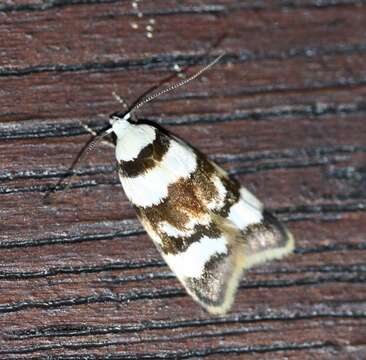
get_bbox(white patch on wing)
[228,188,263,230]
[239,187,263,210]
[163,236,228,279]
[159,221,188,238]
[114,122,156,162]
[207,176,227,210]
[158,215,211,238]
[120,139,197,207]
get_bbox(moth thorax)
[113,120,156,162]
[111,118,130,137]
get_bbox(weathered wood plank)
[0,0,365,358]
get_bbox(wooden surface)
[1,0,366,358]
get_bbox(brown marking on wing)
[135,150,245,255]
[118,129,170,177]
[136,152,218,230]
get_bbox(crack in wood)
[4,306,365,340]
[0,261,365,283]
[0,273,365,314]
[2,149,365,193]
[1,0,366,15]
[0,145,365,185]
[0,200,365,249]
[0,340,334,357]
[1,100,366,140]
[2,42,366,77]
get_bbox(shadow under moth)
[76,53,294,315]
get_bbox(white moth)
[85,54,294,314]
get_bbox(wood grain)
[0,0,365,358]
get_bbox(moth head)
[108,112,133,139]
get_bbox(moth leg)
[81,124,115,148]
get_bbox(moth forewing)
[113,119,294,314]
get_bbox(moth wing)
[171,215,246,315]
[133,134,294,314]
[227,187,294,270]
[174,163,293,314]
[162,211,293,315]
[211,161,294,269]
[139,212,246,315]
[240,209,295,270]
[140,192,293,315]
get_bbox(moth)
[85,54,294,314]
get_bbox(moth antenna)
[128,52,225,116]
[62,128,114,193]
[86,128,114,153]
[45,127,113,200]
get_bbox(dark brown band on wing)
[135,150,243,255]
[134,153,221,254]
[135,152,217,223]
[160,222,222,255]
[214,176,240,218]
[118,130,170,177]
